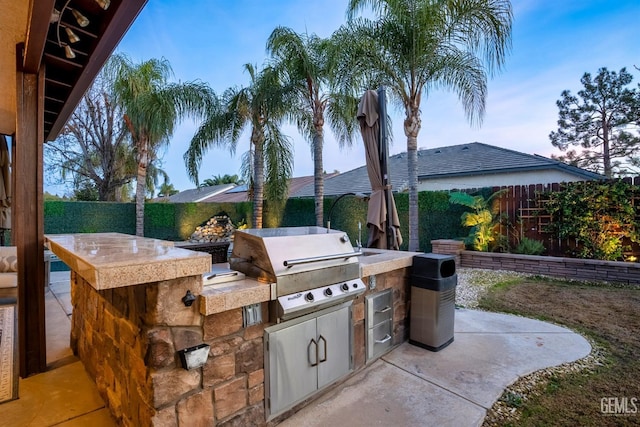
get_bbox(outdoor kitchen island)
[45,230,418,427]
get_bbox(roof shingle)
[294,142,604,197]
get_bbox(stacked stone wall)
[71,272,270,426]
[70,266,412,426]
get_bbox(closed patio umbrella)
[0,135,10,245]
[357,89,402,249]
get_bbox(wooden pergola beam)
[22,0,55,73]
[15,52,47,376]
[12,0,148,376]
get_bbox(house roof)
[167,184,236,203]
[293,142,604,197]
[202,184,250,203]
[204,174,338,203]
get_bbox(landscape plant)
[513,237,545,255]
[449,190,504,251]
[541,179,639,260]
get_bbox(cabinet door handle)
[375,306,391,314]
[318,335,327,363]
[375,334,392,344]
[308,338,318,367]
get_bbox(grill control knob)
[305,292,314,302]
[324,288,333,297]
[353,283,359,289]
[341,283,350,292]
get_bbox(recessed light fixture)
[70,8,90,27]
[64,26,80,43]
[95,0,111,10]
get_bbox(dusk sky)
[49,0,640,194]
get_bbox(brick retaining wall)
[432,239,640,285]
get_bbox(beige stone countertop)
[198,250,419,316]
[199,276,274,316]
[359,248,421,277]
[45,232,211,291]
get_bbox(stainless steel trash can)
[409,254,457,351]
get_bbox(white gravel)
[455,268,532,308]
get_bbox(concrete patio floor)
[2,271,118,426]
[1,271,591,426]
[279,309,591,427]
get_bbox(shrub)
[541,180,639,260]
[449,190,505,251]
[514,237,545,255]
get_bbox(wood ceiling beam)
[22,0,56,73]
[46,0,148,141]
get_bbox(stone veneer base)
[71,265,414,426]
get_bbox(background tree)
[185,64,293,228]
[550,67,640,178]
[337,0,512,251]
[267,27,360,227]
[199,174,244,187]
[44,192,69,201]
[157,181,179,197]
[108,54,214,236]
[73,181,100,201]
[44,72,134,201]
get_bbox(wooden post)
[15,53,46,376]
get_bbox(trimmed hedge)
[45,201,135,234]
[43,191,468,251]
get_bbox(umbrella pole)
[377,86,394,249]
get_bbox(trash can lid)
[412,253,456,279]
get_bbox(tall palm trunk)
[313,105,325,227]
[252,127,265,229]
[405,104,421,251]
[135,136,149,236]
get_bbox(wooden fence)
[486,177,640,258]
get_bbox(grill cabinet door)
[316,305,351,389]
[266,317,318,415]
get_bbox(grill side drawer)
[365,289,393,361]
[366,288,393,327]
[366,319,393,360]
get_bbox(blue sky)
[105,0,640,193]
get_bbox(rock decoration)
[189,215,236,243]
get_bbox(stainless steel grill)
[230,226,366,320]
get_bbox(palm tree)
[267,27,360,227]
[199,174,244,187]
[107,54,214,236]
[184,64,293,228]
[339,0,512,251]
[157,182,179,197]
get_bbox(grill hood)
[229,227,362,296]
